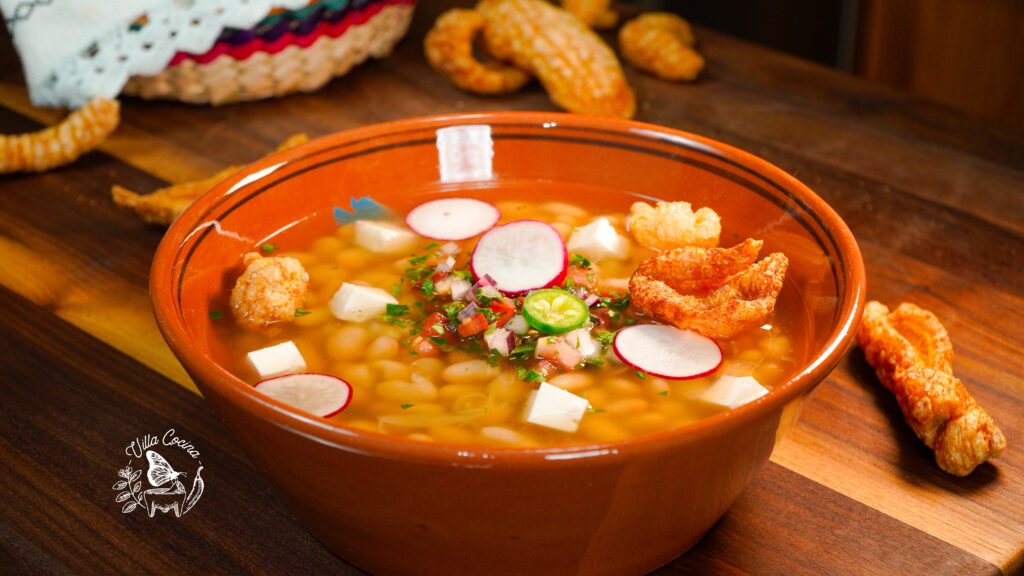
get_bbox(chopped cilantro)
[409,254,429,266]
[587,408,606,414]
[424,242,440,250]
[516,367,544,382]
[390,280,404,296]
[429,336,448,346]
[452,270,473,281]
[479,307,500,323]
[599,292,631,310]
[209,310,223,320]
[400,403,415,410]
[583,357,604,366]
[508,340,536,359]
[403,265,433,280]
[419,278,436,298]
[475,288,495,306]
[294,308,311,317]
[593,330,615,345]
[635,371,646,379]
[657,390,669,396]
[442,301,465,323]
[260,242,279,254]
[384,304,411,325]
[569,253,592,268]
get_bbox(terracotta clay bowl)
[151,112,865,576]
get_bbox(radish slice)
[613,324,723,380]
[254,373,353,418]
[405,198,500,240]
[471,220,568,296]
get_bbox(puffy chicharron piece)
[559,0,618,29]
[424,9,531,95]
[230,252,309,329]
[857,301,1006,476]
[0,97,119,173]
[627,200,721,249]
[629,240,787,339]
[425,0,635,118]
[477,0,635,118]
[619,12,705,82]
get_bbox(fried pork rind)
[424,9,532,95]
[0,97,119,174]
[629,240,788,339]
[425,0,635,118]
[560,0,618,29]
[230,252,310,330]
[112,133,308,226]
[619,13,705,82]
[857,301,1006,476]
[627,200,721,249]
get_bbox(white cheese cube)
[524,382,590,433]
[247,341,306,379]
[354,220,417,254]
[696,375,770,409]
[566,217,630,262]
[329,283,398,322]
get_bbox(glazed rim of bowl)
[152,112,866,466]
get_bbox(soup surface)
[216,194,804,447]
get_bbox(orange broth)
[215,196,806,447]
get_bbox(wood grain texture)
[0,2,1021,574]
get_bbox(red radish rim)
[254,373,353,418]
[613,324,723,380]
[470,220,568,296]
[404,197,501,240]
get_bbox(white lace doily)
[1,0,309,108]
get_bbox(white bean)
[442,360,501,383]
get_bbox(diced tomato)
[535,359,562,379]
[535,336,583,371]
[422,311,449,338]
[409,335,441,357]
[488,298,516,327]
[565,265,600,293]
[457,312,490,338]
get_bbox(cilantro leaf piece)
[569,253,592,268]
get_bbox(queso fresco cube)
[247,341,306,379]
[566,217,629,262]
[524,382,591,433]
[697,375,770,409]
[354,220,417,253]
[330,283,398,322]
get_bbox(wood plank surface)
[1,1,1021,574]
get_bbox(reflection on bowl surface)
[152,112,865,576]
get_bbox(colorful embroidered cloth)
[1,0,308,108]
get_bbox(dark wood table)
[1,2,1021,574]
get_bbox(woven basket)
[122,0,416,105]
